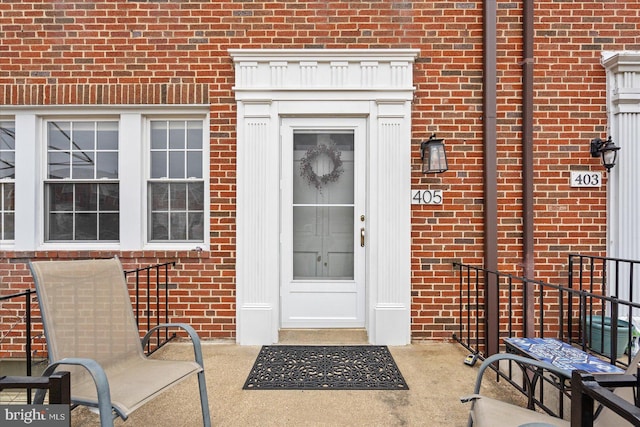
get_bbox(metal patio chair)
[462,353,571,427]
[463,351,640,427]
[30,257,211,427]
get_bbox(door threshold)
[279,329,368,345]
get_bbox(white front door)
[280,117,366,328]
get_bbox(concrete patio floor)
[69,331,522,427]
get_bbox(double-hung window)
[45,121,119,242]
[148,120,204,242]
[0,121,15,241]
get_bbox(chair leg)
[197,370,211,427]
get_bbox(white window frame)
[0,119,16,245]
[5,106,209,252]
[43,119,120,243]
[143,115,208,248]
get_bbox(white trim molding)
[602,52,640,308]
[231,49,418,345]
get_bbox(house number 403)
[411,189,443,205]
[570,171,602,188]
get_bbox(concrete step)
[278,329,368,345]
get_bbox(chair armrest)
[35,357,117,427]
[571,370,640,426]
[142,323,205,368]
[465,353,572,419]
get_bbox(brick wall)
[1,1,639,349]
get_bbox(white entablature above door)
[230,49,418,93]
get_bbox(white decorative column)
[235,101,280,344]
[602,52,640,307]
[368,102,413,345]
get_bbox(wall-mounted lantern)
[420,134,448,173]
[590,136,620,172]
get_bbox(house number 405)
[411,189,443,205]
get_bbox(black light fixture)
[590,136,620,172]
[420,134,448,173]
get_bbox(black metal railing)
[0,260,176,403]
[453,259,640,418]
[125,261,177,354]
[0,289,38,374]
[454,260,640,363]
[568,252,640,328]
[0,289,42,404]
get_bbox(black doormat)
[242,345,409,390]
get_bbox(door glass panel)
[293,132,354,280]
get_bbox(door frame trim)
[231,49,418,345]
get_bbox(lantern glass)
[421,139,448,173]
[602,144,619,171]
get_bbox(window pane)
[0,122,15,180]
[72,151,95,179]
[75,184,97,211]
[49,184,74,211]
[186,121,202,149]
[293,132,354,205]
[0,122,16,150]
[99,184,119,211]
[151,212,169,240]
[188,182,204,210]
[1,181,15,240]
[171,183,187,210]
[151,121,167,149]
[76,213,97,240]
[97,122,118,150]
[48,122,70,151]
[97,152,118,179]
[187,151,202,178]
[48,151,71,179]
[169,152,185,178]
[73,122,95,151]
[99,213,119,240]
[150,183,169,210]
[188,212,204,240]
[149,181,203,242]
[3,213,14,240]
[170,212,187,240]
[49,213,73,240]
[0,152,14,179]
[3,183,14,210]
[293,206,354,280]
[169,121,185,149]
[151,152,166,179]
[47,183,119,242]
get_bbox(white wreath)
[299,144,344,190]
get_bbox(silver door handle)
[360,228,365,247]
